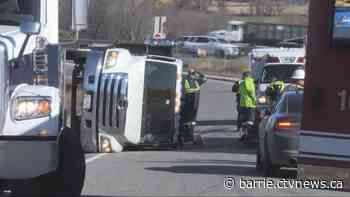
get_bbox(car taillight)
[274,119,296,131]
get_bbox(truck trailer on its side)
[209,20,307,45]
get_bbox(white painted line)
[85,153,107,164]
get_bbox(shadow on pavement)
[143,159,297,179]
[176,137,257,155]
[197,120,236,126]
[146,165,258,177]
[138,159,257,166]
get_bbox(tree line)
[59,0,308,42]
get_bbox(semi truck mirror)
[20,21,41,35]
[72,0,89,33]
[15,21,41,69]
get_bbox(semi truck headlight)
[258,96,267,104]
[12,97,51,121]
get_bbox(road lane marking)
[85,153,107,164]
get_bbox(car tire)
[263,137,279,177]
[256,146,263,171]
[170,129,180,149]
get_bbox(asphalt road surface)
[82,80,348,197]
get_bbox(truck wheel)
[12,129,85,197]
[55,128,86,196]
[41,128,86,196]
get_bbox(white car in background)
[179,36,241,58]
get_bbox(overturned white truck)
[79,47,184,153]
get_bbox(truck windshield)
[261,64,303,83]
[0,0,39,26]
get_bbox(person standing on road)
[179,68,206,143]
[238,67,257,140]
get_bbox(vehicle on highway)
[257,63,304,109]
[209,20,307,44]
[174,36,192,47]
[0,0,87,195]
[256,90,303,176]
[249,48,305,83]
[179,36,240,58]
[80,48,184,152]
[249,47,305,124]
[246,48,304,143]
[144,37,175,46]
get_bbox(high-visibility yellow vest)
[239,77,256,108]
[271,80,285,92]
[184,78,200,94]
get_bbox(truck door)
[141,61,177,144]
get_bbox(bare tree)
[173,0,213,11]
[105,0,153,42]
[249,0,288,16]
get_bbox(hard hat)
[291,68,305,80]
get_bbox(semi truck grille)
[97,73,128,137]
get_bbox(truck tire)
[13,128,86,197]
[53,127,86,196]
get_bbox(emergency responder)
[285,68,305,91]
[266,77,285,105]
[238,67,257,140]
[179,68,206,143]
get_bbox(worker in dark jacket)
[179,69,206,143]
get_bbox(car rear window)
[278,93,303,114]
